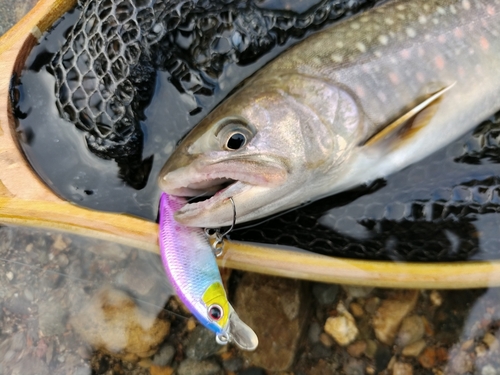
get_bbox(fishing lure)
[158,193,258,350]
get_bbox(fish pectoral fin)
[360,82,456,149]
[227,309,258,351]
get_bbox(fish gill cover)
[10,0,500,262]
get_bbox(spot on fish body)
[330,54,343,63]
[385,18,394,25]
[487,5,496,15]
[418,15,427,24]
[462,0,471,10]
[354,85,365,98]
[406,28,416,38]
[389,72,400,84]
[416,72,425,83]
[454,28,464,38]
[450,5,457,14]
[356,42,367,53]
[378,35,389,45]
[396,4,405,10]
[434,55,445,70]
[336,41,344,48]
[377,91,387,102]
[438,35,446,43]
[480,36,490,51]
[400,49,411,59]
[351,22,361,30]
[436,6,446,15]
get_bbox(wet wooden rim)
[0,0,498,289]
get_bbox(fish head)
[159,73,364,227]
[201,282,258,350]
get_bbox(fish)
[159,0,500,228]
[158,193,258,350]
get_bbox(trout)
[159,0,500,227]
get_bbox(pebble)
[150,365,174,375]
[233,273,309,371]
[402,339,426,357]
[6,271,13,281]
[343,358,365,375]
[222,356,243,372]
[177,358,222,375]
[447,349,474,374]
[429,290,443,306]
[350,302,364,318]
[312,283,339,306]
[396,315,425,347]
[347,340,367,358]
[482,364,498,375]
[38,300,68,336]
[372,290,418,345]
[152,344,175,367]
[308,321,322,344]
[418,347,437,369]
[393,362,413,375]
[70,287,170,362]
[185,326,221,361]
[319,332,334,347]
[342,286,374,299]
[309,342,333,359]
[324,306,359,346]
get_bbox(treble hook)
[205,197,236,257]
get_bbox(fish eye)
[208,304,224,321]
[215,117,255,151]
[226,132,247,150]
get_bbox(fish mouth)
[159,157,288,227]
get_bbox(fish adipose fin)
[361,82,456,149]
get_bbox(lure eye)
[208,304,224,321]
[226,132,247,150]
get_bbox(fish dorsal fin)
[361,82,456,149]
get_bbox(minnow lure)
[158,193,258,350]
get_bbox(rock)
[87,242,131,262]
[152,344,175,366]
[429,290,443,306]
[482,364,497,375]
[319,332,334,347]
[233,273,309,371]
[237,367,266,375]
[312,283,339,306]
[343,358,365,375]
[185,326,221,360]
[349,302,364,318]
[116,259,159,297]
[324,303,359,346]
[38,300,68,336]
[177,358,222,375]
[150,365,174,375]
[374,345,392,372]
[70,287,170,362]
[307,359,337,375]
[372,290,418,345]
[309,342,333,359]
[347,340,367,358]
[308,322,322,344]
[365,340,378,359]
[418,347,437,369]
[446,349,474,374]
[5,295,31,315]
[222,356,243,372]
[402,339,426,357]
[396,315,425,347]
[393,362,413,375]
[342,285,374,299]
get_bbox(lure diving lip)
[158,193,258,350]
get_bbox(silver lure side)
[159,0,500,227]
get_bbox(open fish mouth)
[159,157,289,226]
